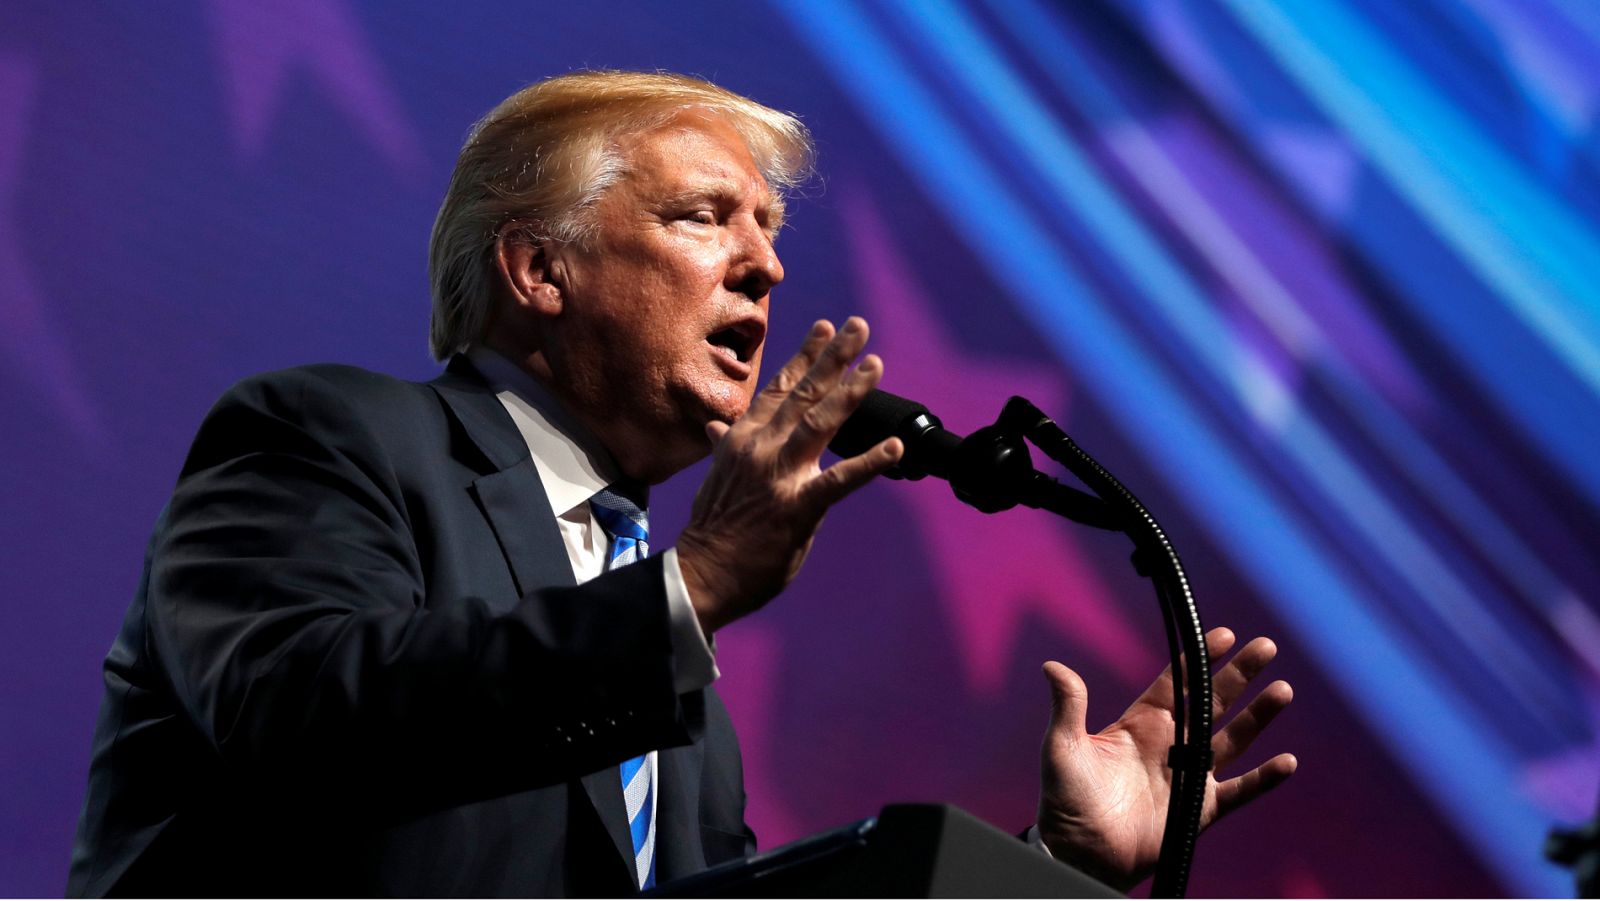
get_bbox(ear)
[493,227,563,317]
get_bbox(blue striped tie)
[589,487,656,890]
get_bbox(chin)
[698,382,755,425]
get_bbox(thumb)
[705,419,732,444]
[1043,660,1089,742]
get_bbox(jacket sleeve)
[142,368,691,816]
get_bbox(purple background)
[5,1,1599,896]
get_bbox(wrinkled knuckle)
[790,377,824,405]
[719,431,759,461]
[763,373,795,397]
[799,405,832,436]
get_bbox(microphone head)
[829,389,948,480]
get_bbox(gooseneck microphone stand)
[875,395,1212,898]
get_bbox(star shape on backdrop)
[1460,0,1597,146]
[1278,857,1331,898]
[1146,0,1360,223]
[0,53,104,443]
[203,0,424,174]
[1257,123,1361,224]
[1149,0,1250,123]
[840,189,1161,695]
[1521,695,1600,823]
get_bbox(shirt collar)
[465,346,619,520]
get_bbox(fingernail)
[811,320,830,337]
[844,317,864,335]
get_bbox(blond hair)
[427,70,815,360]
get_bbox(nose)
[727,223,784,301]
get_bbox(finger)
[1211,636,1279,720]
[742,320,835,427]
[767,316,870,434]
[705,419,732,445]
[783,352,884,464]
[804,436,903,508]
[1212,680,1293,771]
[1042,661,1090,747]
[1133,627,1236,711]
[1213,752,1297,822]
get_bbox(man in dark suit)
[69,71,1296,897]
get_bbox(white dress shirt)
[468,347,724,883]
[466,348,1056,868]
[466,347,720,692]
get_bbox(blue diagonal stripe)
[770,0,1569,893]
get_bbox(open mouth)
[706,319,764,366]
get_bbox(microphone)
[828,389,960,482]
[828,389,1120,526]
[835,388,1208,893]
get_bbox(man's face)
[543,112,784,482]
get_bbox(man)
[69,71,1294,897]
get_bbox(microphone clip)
[947,396,1123,529]
[944,417,1037,514]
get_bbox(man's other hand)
[677,317,903,633]
[1036,627,1297,891]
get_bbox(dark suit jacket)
[68,359,755,897]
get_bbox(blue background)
[4,1,1597,895]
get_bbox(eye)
[682,210,716,225]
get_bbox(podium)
[650,804,1122,898]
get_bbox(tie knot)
[591,487,649,545]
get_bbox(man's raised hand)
[677,317,903,633]
[1035,627,1297,891]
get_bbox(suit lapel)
[430,358,574,597]
[467,463,573,597]
[430,356,535,472]
[429,357,640,883]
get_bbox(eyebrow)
[660,186,785,234]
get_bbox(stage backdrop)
[4,1,1597,896]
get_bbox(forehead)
[614,112,774,204]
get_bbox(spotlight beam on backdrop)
[771,0,1573,894]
